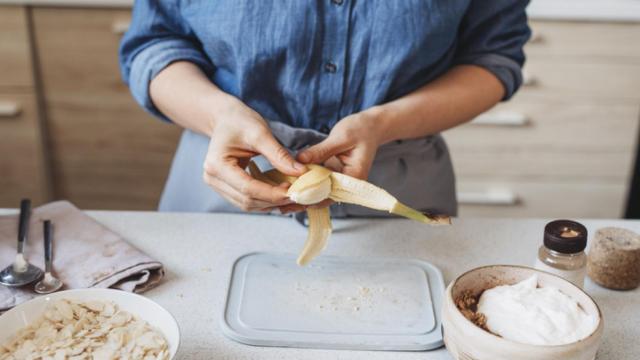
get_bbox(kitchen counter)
[2,0,640,22]
[7,210,634,359]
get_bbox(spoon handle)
[43,220,53,273]
[17,199,31,254]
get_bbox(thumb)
[256,136,306,176]
[297,136,352,164]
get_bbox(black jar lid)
[544,220,588,254]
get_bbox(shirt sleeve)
[454,0,531,100]
[118,0,215,121]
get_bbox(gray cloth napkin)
[0,201,164,311]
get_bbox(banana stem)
[390,202,452,225]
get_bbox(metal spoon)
[35,220,63,294]
[0,199,43,287]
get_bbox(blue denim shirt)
[119,0,530,132]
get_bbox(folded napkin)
[0,201,164,311]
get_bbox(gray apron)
[159,122,457,217]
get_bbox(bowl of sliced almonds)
[0,288,179,359]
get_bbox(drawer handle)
[528,30,544,44]
[522,70,537,87]
[112,20,131,35]
[471,112,529,126]
[0,101,21,118]
[458,190,519,206]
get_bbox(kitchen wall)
[0,0,638,218]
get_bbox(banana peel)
[248,161,451,265]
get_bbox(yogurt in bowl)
[442,265,603,360]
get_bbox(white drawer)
[527,21,640,59]
[456,180,627,218]
[449,150,633,181]
[518,60,640,102]
[456,101,639,149]
[444,101,639,179]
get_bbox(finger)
[279,204,307,214]
[203,173,246,209]
[323,156,344,172]
[255,136,306,176]
[338,146,375,180]
[213,162,294,205]
[204,173,279,211]
[297,136,353,165]
[277,182,292,190]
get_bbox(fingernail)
[293,161,306,171]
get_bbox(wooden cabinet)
[0,6,48,207]
[0,6,33,89]
[1,5,638,217]
[31,8,181,210]
[0,93,49,206]
[444,20,640,218]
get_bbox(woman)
[119,1,530,217]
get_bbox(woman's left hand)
[296,109,383,180]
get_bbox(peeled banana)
[248,161,451,266]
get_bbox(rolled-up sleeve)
[454,0,531,100]
[119,0,214,121]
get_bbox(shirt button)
[324,62,337,73]
[331,0,344,5]
[319,125,331,134]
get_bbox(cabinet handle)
[0,101,21,118]
[111,19,131,35]
[471,112,529,126]
[522,70,537,87]
[529,29,544,44]
[458,190,519,206]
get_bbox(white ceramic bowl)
[0,288,180,358]
[442,265,603,360]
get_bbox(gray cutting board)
[221,252,444,351]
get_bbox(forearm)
[149,61,236,136]
[369,65,505,145]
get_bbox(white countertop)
[14,210,634,359]
[1,0,640,22]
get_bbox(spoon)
[0,199,43,287]
[35,220,63,294]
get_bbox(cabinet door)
[32,8,182,210]
[0,6,33,89]
[444,20,640,218]
[0,94,48,206]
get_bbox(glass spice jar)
[534,220,588,289]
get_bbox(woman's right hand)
[148,61,307,212]
[203,97,307,212]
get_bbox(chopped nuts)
[455,291,488,331]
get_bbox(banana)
[286,165,332,205]
[248,161,451,265]
[297,207,332,266]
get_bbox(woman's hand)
[150,62,308,213]
[203,97,307,212]
[297,110,383,180]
